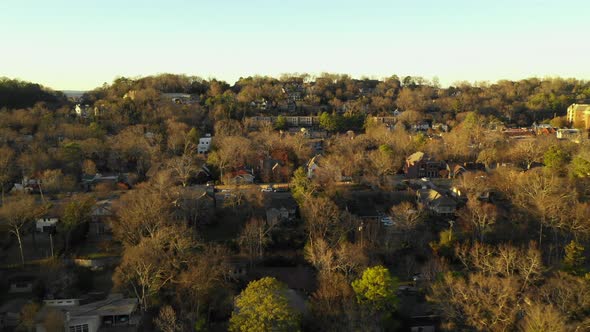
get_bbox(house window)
[69,324,89,332]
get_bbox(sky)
[1,0,589,90]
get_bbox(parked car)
[261,185,273,192]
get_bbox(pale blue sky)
[1,0,588,90]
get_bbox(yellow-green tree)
[351,265,398,312]
[564,240,586,275]
[229,277,300,332]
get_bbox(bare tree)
[458,199,498,242]
[519,302,566,332]
[113,225,195,311]
[206,136,252,181]
[155,305,182,332]
[238,217,277,264]
[428,272,519,331]
[0,195,41,265]
[168,151,200,187]
[177,245,230,326]
[112,188,173,246]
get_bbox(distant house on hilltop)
[161,93,198,104]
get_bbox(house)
[432,123,449,132]
[404,152,446,178]
[36,217,59,233]
[0,298,29,329]
[197,134,212,154]
[567,103,590,130]
[250,99,269,110]
[502,128,535,139]
[282,83,305,102]
[8,275,36,294]
[11,177,41,194]
[266,207,290,225]
[248,116,320,128]
[265,195,298,224]
[81,173,122,191]
[227,170,255,185]
[411,122,431,131]
[450,186,491,202]
[74,104,94,118]
[557,128,585,143]
[90,200,113,236]
[173,186,215,225]
[532,122,556,135]
[306,154,322,179]
[371,116,397,125]
[35,294,139,332]
[446,162,486,178]
[417,189,457,215]
[161,93,198,104]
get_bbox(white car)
[261,186,273,192]
[380,216,394,227]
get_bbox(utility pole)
[49,232,54,257]
[448,220,455,242]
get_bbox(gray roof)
[69,295,137,317]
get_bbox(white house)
[35,294,139,332]
[74,104,99,118]
[557,128,583,143]
[36,218,59,233]
[198,134,212,154]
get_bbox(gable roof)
[417,189,456,207]
[406,151,426,165]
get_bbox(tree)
[319,112,342,132]
[274,115,287,130]
[563,240,585,275]
[0,195,41,265]
[543,145,570,175]
[291,167,315,203]
[61,195,94,253]
[538,272,590,322]
[168,152,199,187]
[113,226,194,311]
[154,305,182,332]
[177,245,230,328]
[428,272,519,331]
[351,265,398,313]
[112,188,173,246]
[19,302,40,331]
[81,159,97,175]
[0,145,16,203]
[42,308,65,332]
[519,302,566,332]
[511,140,544,170]
[186,127,200,146]
[229,277,300,332]
[207,136,252,181]
[390,201,423,243]
[238,217,277,264]
[310,271,359,331]
[458,199,498,242]
[301,196,343,245]
[571,155,590,178]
